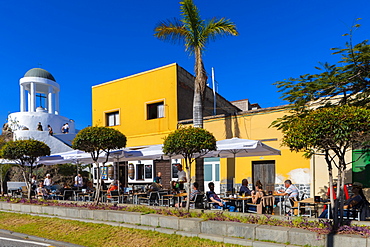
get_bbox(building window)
[136,164,144,180]
[106,111,120,126]
[147,102,164,120]
[172,163,180,179]
[145,165,152,179]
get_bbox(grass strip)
[0,212,243,247]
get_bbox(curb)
[0,228,84,247]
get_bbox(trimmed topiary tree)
[163,126,216,210]
[72,126,127,204]
[0,139,50,199]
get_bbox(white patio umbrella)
[204,137,281,158]
[110,145,165,161]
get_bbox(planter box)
[255,225,288,243]
[179,218,203,233]
[201,220,227,235]
[159,215,179,230]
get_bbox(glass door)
[204,158,220,194]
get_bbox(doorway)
[252,160,275,192]
[154,160,171,190]
[204,158,220,194]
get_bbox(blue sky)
[0,0,369,130]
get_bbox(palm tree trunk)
[193,48,207,128]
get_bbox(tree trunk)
[94,162,102,204]
[325,152,337,229]
[184,157,191,211]
[195,158,204,192]
[339,158,346,226]
[192,48,207,129]
[193,92,203,128]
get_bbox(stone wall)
[0,201,369,247]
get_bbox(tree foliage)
[72,126,127,162]
[1,140,50,166]
[280,106,370,158]
[275,105,370,226]
[72,126,126,203]
[154,0,238,128]
[163,126,216,210]
[163,126,217,160]
[0,139,50,199]
[274,22,370,109]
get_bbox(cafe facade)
[91,63,356,197]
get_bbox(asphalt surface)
[0,229,84,247]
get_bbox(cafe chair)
[189,194,204,209]
[60,190,75,201]
[261,195,274,214]
[138,191,159,206]
[107,190,120,204]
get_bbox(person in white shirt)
[277,179,299,215]
[75,173,84,187]
[177,164,187,190]
[44,174,53,188]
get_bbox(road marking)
[0,236,53,246]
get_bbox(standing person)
[44,174,53,189]
[74,173,84,188]
[47,125,53,135]
[176,165,187,191]
[37,122,43,131]
[153,171,162,187]
[64,123,70,133]
[239,179,251,196]
[61,124,66,133]
[277,179,299,215]
[207,182,236,212]
[31,175,38,190]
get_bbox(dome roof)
[24,68,56,82]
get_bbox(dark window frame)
[147,101,164,120]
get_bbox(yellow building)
[92,63,239,190]
[92,63,315,196]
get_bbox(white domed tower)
[7,68,76,153]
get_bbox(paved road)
[0,230,83,247]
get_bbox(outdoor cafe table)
[174,193,187,205]
[272,192,286,215]
[221,196,252,213]
[76,191,94,201]
[297,197,330,218]
[133,193,147,205]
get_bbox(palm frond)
[203,17,238,42]
[154,18,188,45]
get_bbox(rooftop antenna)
[212,67,216,115]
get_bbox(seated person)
[175,182,200,208]
[239,179,251,196]
[107,181,118,198]
[59,183,72,198]
[276,179,299,215]
[86,181,95,192]
[207,182,237,212]
[149,181,162,191]
[36,181,50,199]
[319,182,366,218]
[251,184,265,204]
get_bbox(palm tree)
[154,0,238,128]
